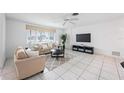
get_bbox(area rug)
[45,53,75,71]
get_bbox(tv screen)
[76,33,91,42]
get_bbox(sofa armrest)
[15,55,46,63]
[14,55,46,79]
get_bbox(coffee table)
[51,48,64,60]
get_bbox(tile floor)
[0,49,124,80]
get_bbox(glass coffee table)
[51,48,64,60]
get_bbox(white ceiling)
[6,13,124,28]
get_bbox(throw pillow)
[16,48,28,59]
[48,43,53,49]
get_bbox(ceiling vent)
[112,51,120,56]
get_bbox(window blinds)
[26,24,56,32]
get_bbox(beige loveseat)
[14,47,46,80]
[32,43,57,55]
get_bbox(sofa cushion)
[26,50,39,57]
[16,48,29,59]
[42,44,48,49]
[48,43,53,49]
[52,43,57,48]
[32,44,41,51]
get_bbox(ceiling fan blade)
[64,19,69,21]
[69,21,75,24]
[63,21,67,26]
[70,18,79,21]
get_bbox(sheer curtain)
[27,31,55,44]
[26,24,56,46]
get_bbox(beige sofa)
[32,43,57,55]
[14,47,46,80]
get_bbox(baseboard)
[0,58,6,69]
[67,47,123,59]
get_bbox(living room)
[1,0,124,93]
[0,13,124,80]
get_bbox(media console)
[72,45,94,54]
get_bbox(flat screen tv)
[76,33,91,42]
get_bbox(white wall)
[6,18,64,58]
[0,14,6,68]
[6,19,28,58]
[65,18,124,57]
[55,28,64,44]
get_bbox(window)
[27,30,55,44]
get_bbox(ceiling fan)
[63,13,79,26]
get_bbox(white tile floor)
[0,49,124,80]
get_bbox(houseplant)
[61,33,67,51]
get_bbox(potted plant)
[61,33,67,51]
